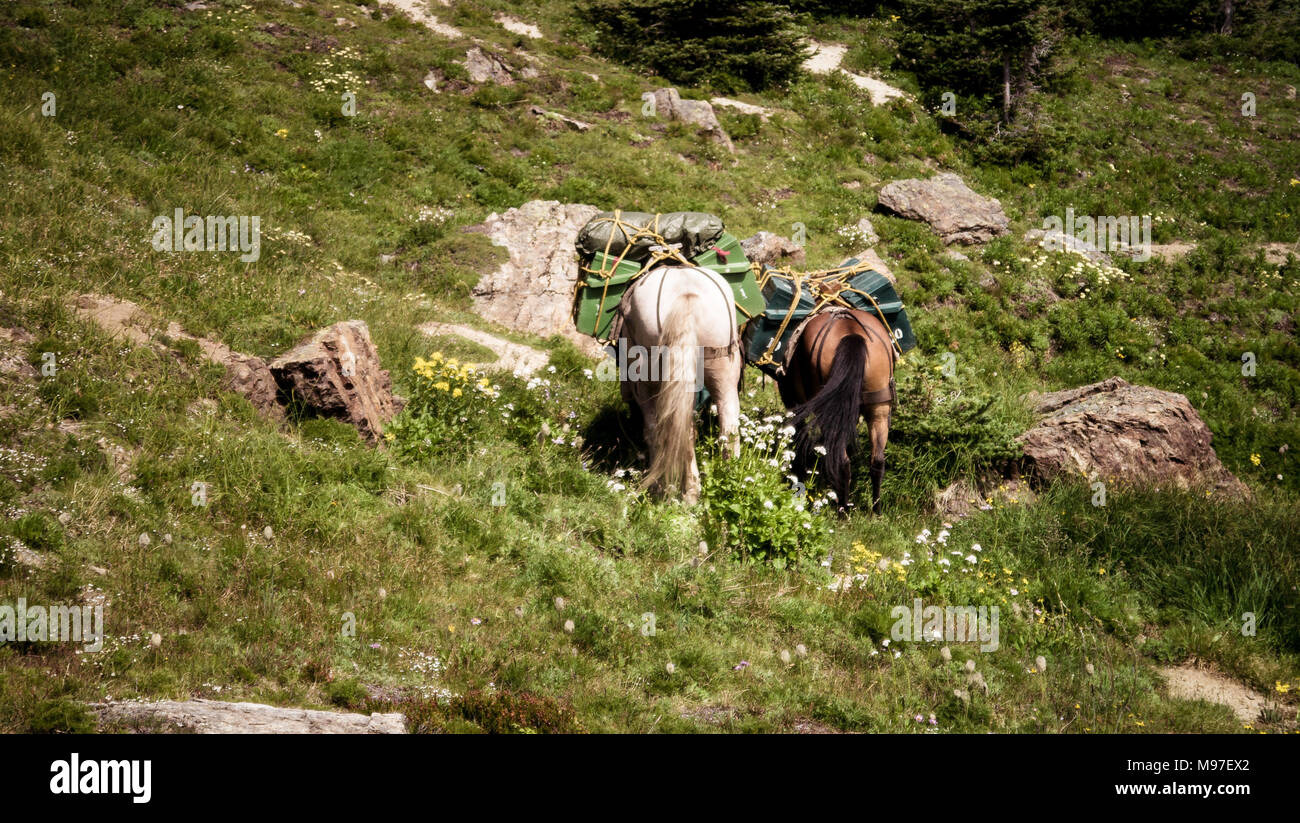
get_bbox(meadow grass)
[0,0,1296,733]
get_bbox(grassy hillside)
[0,0,1297,733]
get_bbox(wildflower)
[563,619,575,633]
[733,660,750,671]
[1250,453,1261,466]
[275,128,288,138]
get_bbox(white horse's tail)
[644,293,698,496]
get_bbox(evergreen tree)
[579,0,806,93]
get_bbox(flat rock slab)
[710,97,775,121]
[268,320,398,443]
[1160,665,1270,724]
[1018,377,1246,496]
[468,200,604,357]
[878,173,1010,245]
[93,699,406,734]
[417,321,550,377]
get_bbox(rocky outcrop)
[649,88,734,152]
[269,320,398,443]
[877,173,1009,245]
[463,46,527,85]
[468,200,603,356]
[93,699,406,734]
[740,231,805,268]
[1017,377,1246,496]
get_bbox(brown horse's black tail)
[792,335,867,508]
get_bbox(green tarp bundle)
[575,211,725,263]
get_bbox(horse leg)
[866,403,891,515]
[705,351,742,459]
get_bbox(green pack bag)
[742,259,916,378]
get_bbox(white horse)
[616,265,743,503]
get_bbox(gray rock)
[1017,377,1247,496]
[93,699,406,734]
[468,200,604,356]
[464,46,516,85]
[740,231,805,268]
[877,172,1009,244]
[649,88,734,153]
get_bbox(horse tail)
[644,293,699,496]
[793,334,867,506]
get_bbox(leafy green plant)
[699,414,830,567]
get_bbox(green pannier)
[741,259,917,378]
[573,230,765,340]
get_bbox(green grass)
[0,0,1296,733]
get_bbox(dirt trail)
[382,0,462,39]
[802,41,910,106]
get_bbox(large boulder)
[468,200,603,355]
[268,320,398,443]
[649,88,734,153]
[877,172,1009,245]
[1017,377,1246,496]
[93,699,406,734]
[740,231,805,268]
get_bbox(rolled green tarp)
[576,210,725,263]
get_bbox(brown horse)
[777,308,897,514]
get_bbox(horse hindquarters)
[643,293,700,502]
[792,335,867,510]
